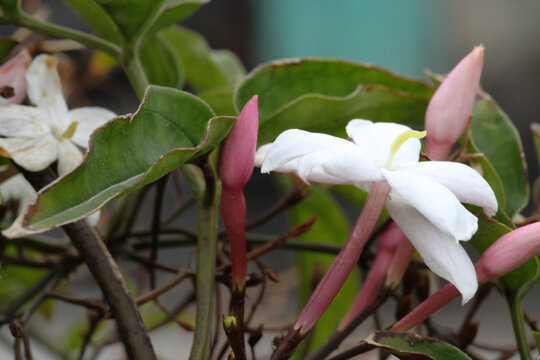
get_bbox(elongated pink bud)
[339,222,403,329]
[220,95,258,291]
[425,45,484,160]
[221,95,259,190]
[475,222,540,284]
[0,50,31,105]
[392,222,540,332]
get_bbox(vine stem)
[5,12,121,57]
[19,168,156,360]
[507,293,532,360]
[186,161,221,360]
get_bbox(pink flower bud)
[425,45,484,160]
[220,95,259,190]
[392,222,540,332]
[0,50,31,105]
[220,95,258,291]
[475,222,540,284]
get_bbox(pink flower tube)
[220,95,258,292]
[425,45,484,161]
[339,222,404,329]
[392,222,540,332]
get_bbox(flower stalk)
[339,222,403,328]
[270,181,391,360]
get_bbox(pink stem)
[293,181,391,334]
[391,282,460,332]
[220,186,247,291]
[339,222,403,329]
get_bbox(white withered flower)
[0,54,115,176]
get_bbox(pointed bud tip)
[473,44,484,63]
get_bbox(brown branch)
[20,167,156,360]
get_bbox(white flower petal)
[254,144,272,167]
[403,161,498,216]
[261,129,359,173]
[0,105,50,137]
[386,197,478,303]
[382,169,478,241]
[346,120,420,168]
[296,148,382,184]
[0,174,37,215]
[25,54,69,132]
[0,135,58,171]
[57,139,84,176]
[64,107,116,148]
[256,144,354,184]
[86,210,100,227]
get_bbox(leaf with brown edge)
[5,85,234,237]
[366,331,472,360]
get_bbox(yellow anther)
[386,130,426,168]
[58,121,78,141]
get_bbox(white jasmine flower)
[0,173,35,214]
[256,119,497,302]
[0,54,115,176]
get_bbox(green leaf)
[470,98,529,217]
[140,33,184,88]
[464,135,511,226]
[161,26,229,91]
[274,177,357,355]
[234,58,434,145]
[209,49,246,85]
[469,215,539,294]
[16,86,235,233]
[533,331,540,357]
[147,0,209,36]
[0,262,46,312]
[0,0,20,14]
[198,88,236,116]
[366,331,472,360]
[532,124,540,168]
[65,0,167,43]
[0,38,17,62]
[62,0,122,44]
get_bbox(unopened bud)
[425,45,484,160]
[223,315,238,329]
[475,222,540,284]
[220,95,259,189]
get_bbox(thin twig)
[150,176,168,289]
[78,312,103,360]
[45,292,105,312]
[245,260,267,326]
[246,218,317,261]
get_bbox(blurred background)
[1,0,540,359]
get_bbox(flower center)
[58,121,78,141]
[386,129,427,168]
